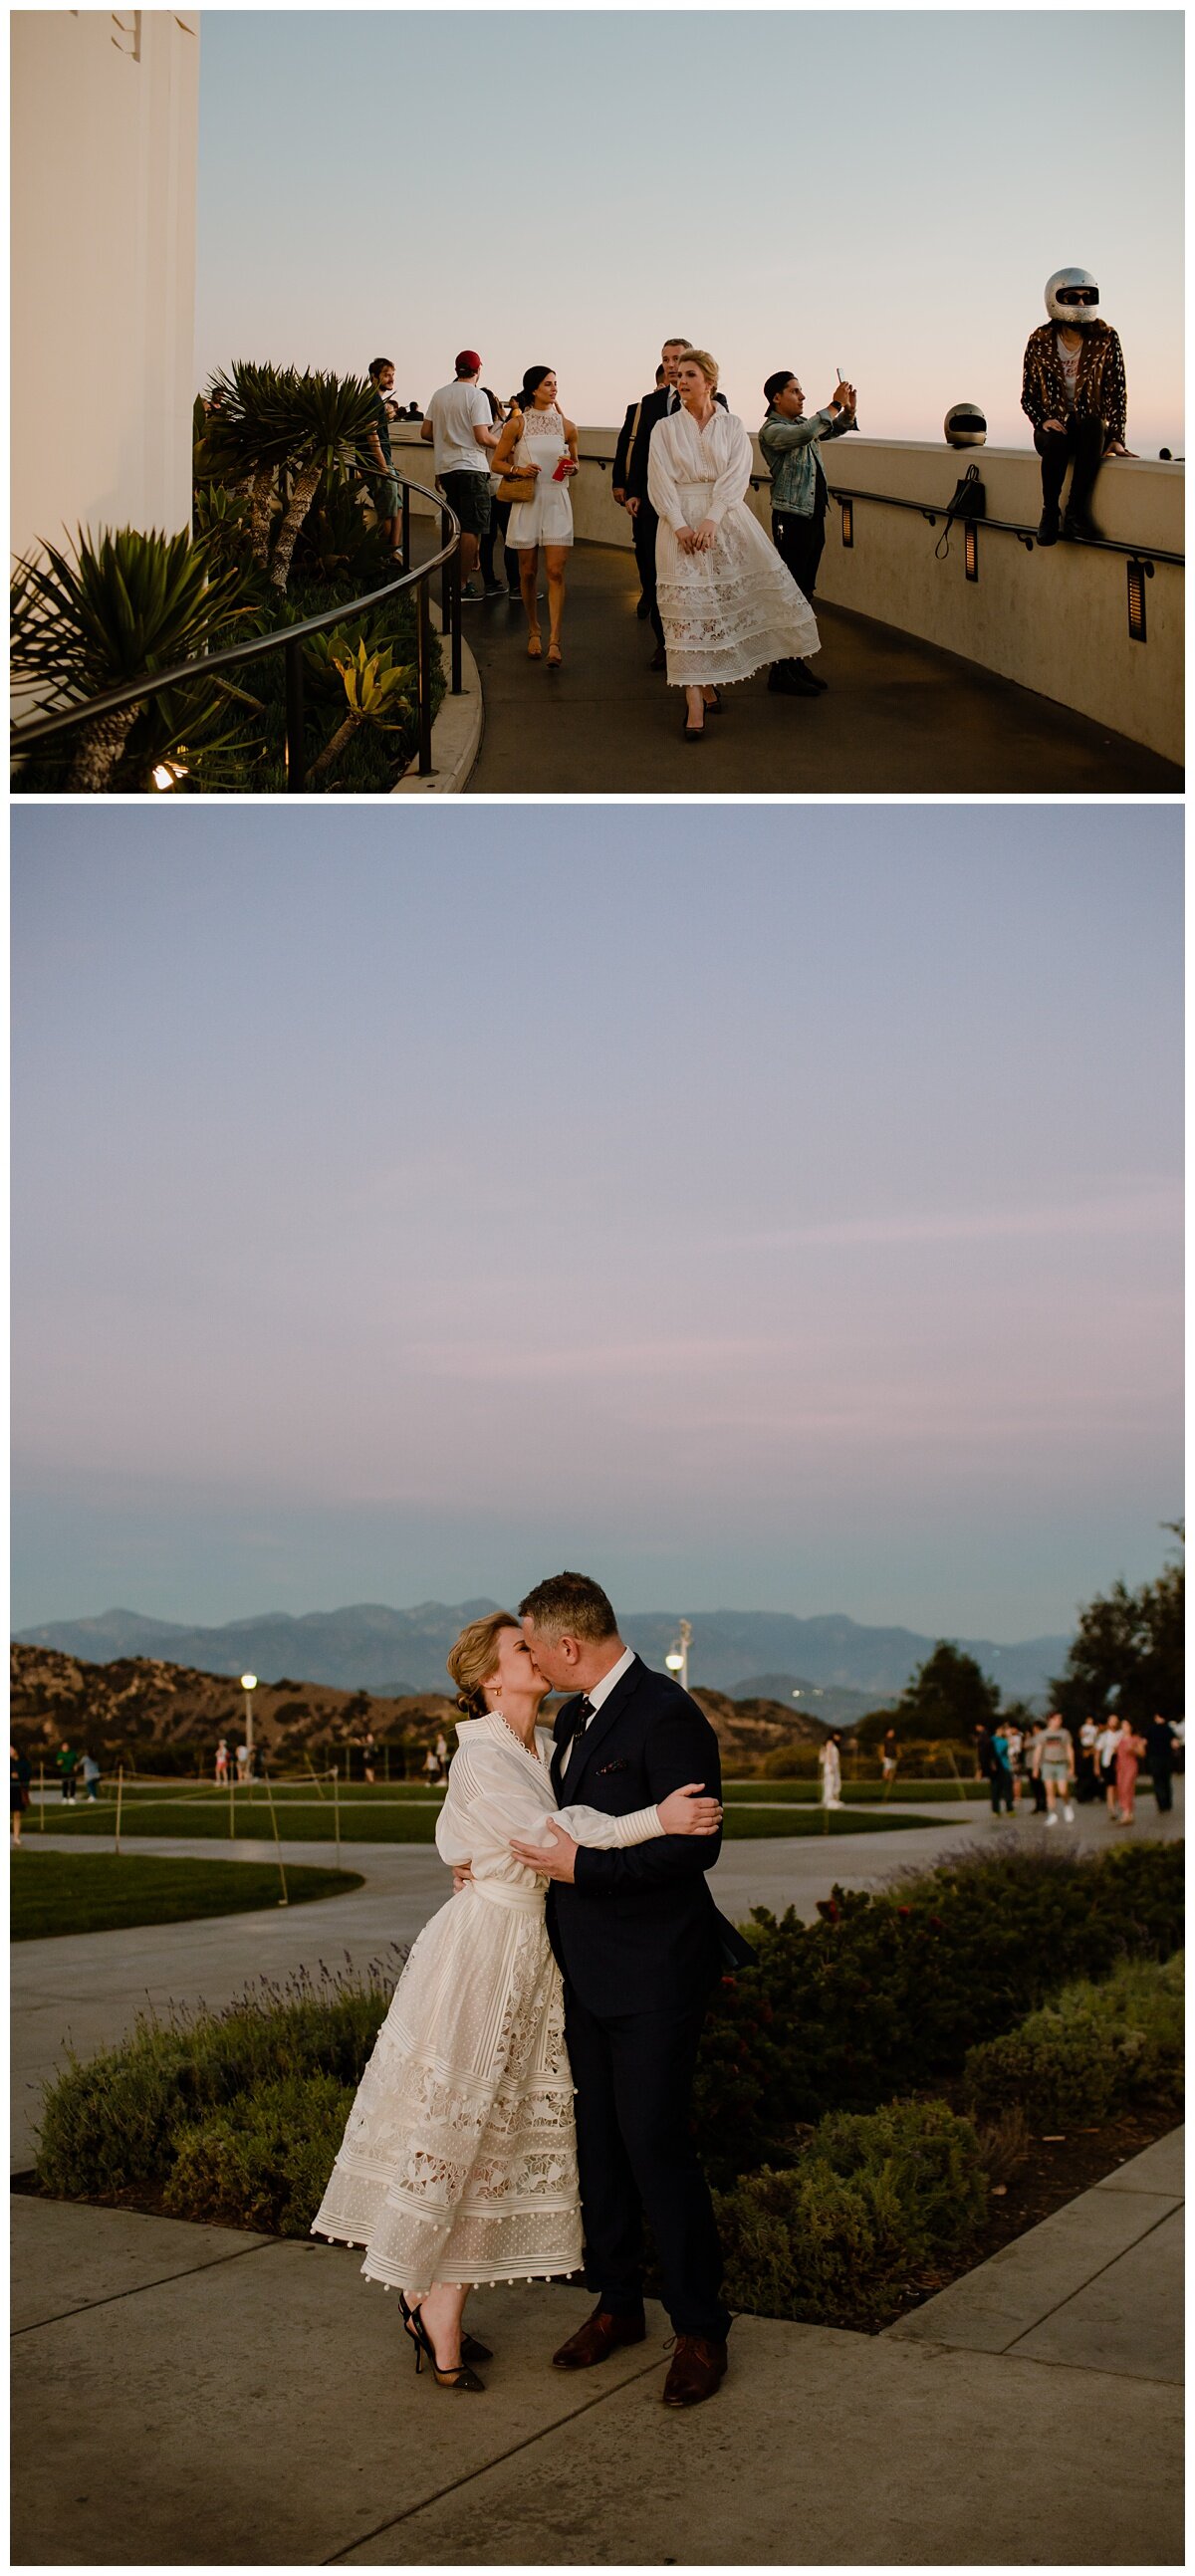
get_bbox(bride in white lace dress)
[648,348,821,741]
[312,1610,720,2391]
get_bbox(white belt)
[468,1874,545,1913]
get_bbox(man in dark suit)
[621,339,726,669]
[508,1569,737,2409]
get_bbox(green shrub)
[695,1840,1183,2181]
[714,2097,988,2330]
[964,1954,1184,2129]
[36,1962,394,2200]
[163,2072,354,2234]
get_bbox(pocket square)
[596,1758,628,1776]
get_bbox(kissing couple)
[314,1569,751,2408]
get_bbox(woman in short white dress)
[648,349,821,741]
[312,1610,719,2392]
[489,367,579,665]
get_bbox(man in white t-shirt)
[420,350,502,598]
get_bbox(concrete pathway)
[11,1789,1182,2172]
[10,2130,1183,2565]
[459,542,1182,795]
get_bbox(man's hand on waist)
[510,1821,579,1883]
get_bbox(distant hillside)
[729,1674,887,1725]
[10,1644,829,1774]
[13,1601,1072,1706]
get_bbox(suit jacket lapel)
[551,1698,581,1800]
[563,1657,643,1795]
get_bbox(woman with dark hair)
[489,368,579,664]
[312,1610,719,2393]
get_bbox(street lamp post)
[665,1619,693,1694]
[241,1673,258,1773]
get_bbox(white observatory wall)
[11,11,200,566]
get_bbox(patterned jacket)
[759,405,854,517]
[1021,322,1127,445]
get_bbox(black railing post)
[416,576,433,776]
[285,636,306,793]
[447,518,462,696]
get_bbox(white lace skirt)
[312,1879,582,2293]
[656,491,820,686]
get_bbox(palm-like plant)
[266,372,379,594]
[11,526,252,791]
[202,363,300,570]
[305,639,412,785]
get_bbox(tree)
[893,1642,1001,1744]
[1049,1529,1184,1727]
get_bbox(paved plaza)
[10,1792,1184,2564]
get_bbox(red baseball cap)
[455,350,482,375]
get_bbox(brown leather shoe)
[661,2334,728,2406]
[552,2302,646,2369]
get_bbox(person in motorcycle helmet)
[1021,269,1132,546]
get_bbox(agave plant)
[11,526,253,792]
[265,372,380,595]
[306,639,412,786]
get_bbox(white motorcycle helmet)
[944,402,987,449]
[1045,268,1100,326]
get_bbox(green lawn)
[722,1779,988,1804]
[10,1849,364,1940]
[31,1783,954,1847]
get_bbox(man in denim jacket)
[759,369,855,694]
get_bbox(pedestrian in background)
[11,1744,32,1846]
[1114,1722,1145,1824]
[1143,1714,1177,1814]
[881,1729,899,1783]
[215,1739,229,1783]
[988,1724,1015,1817]
[56,1741,78,1802]
[1034,1713,1076,1826]
[80,1750,101,1802]
[1076,1715,1099,1802]
[1096,1714,1122,1817]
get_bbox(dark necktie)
[562,1696,594,1785]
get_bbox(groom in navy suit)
[509,1569,742,2408]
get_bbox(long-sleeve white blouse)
[434,1715,663,1896]
[646,406,756,534]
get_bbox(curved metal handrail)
[572,445,1184,568]
[10,466,464,791]
[817,482,1185,569]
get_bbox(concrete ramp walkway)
[460,543,1182,795]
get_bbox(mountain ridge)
[13,1600,1073,1708]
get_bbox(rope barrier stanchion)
[263,1766,289,1907]
[38,1760,46,1832]
[115,1764,123,1858]
[333,1764,341,1868]
[306,1753,327,1803]
[229,1764,236,1841]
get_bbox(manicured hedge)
[713,2097,989,2330]
[694,1841,1183,2182]
[36,1963,394,2202]
[964,1953,1184,2130]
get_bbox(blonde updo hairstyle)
[678,348,719,390]
[446,1610,519,1718]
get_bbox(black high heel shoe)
[702,687,724,714]
[682,705,706,742]
[398,2292,487,2390]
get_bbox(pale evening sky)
[193,10,1185,452]
[11,805,1182,1640]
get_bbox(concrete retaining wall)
[393,425,1183,765]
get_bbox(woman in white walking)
[819,1732,843,1809]
[647,350,820,740]
[312,1610,719,2392]
[489,367,579,666]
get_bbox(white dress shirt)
[581,1644,637,1724]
